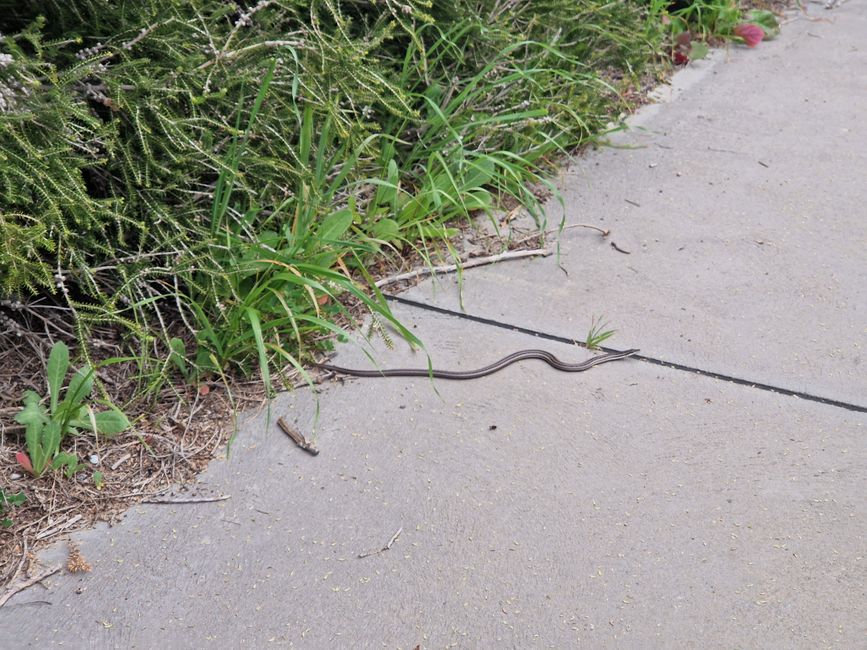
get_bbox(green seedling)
[1,488,26,528]
[14,341,131,477]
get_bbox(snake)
[315,347,640,381]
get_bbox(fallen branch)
[110,453,132,470]
[0,565,62,608]
[1,537,29,593]
[277,417,319,456]
[35,515,83,541]
[142,494,230,504]
[375,248,550,289]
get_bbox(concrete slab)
[402,2,867,407]
[3,6,866,649]
[1,303,864,648]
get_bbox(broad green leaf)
[464,157,495,189]
[51,452,82,479]
[168,337,190,379]
[462,189,493,211]
[386,159,400,213]
[30,442,47,476]
[258,230,282,249]
[1,491,25,507]
[56,399,87,431]
[689,42,710,60]
[15,397,46,427]
[169,337,186,358]
[307,252,339,270]
[65,367,94,406]
[372,218,400,242]
[318,208,354,243]
[746,10,780,39]
[90,408,131,436]
[43,420,62,461]
[46,341,69,413]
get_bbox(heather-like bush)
[0,0,662,384]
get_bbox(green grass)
[584,316,617,351]
[0,0,668,402]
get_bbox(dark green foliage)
[1,487,25,528]
[0,1,663,384]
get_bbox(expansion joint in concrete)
[386,294,867,415]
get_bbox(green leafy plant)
[1,488,26,528]
[670,0,741,38]
[167,337,195,384]
[744,10,780,40]
[585,316,616,350]
[1,0,663,403]
[14,342,131,477]
[665,1,781,63]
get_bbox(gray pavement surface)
[2,4,866,648]
[404,6,867,407]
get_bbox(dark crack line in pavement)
[385,294,867,415]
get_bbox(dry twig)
[142,494,230,504]
[358,527,403,559]
[375,248,550,289]
[277,417,319,456]
[35,515,83,541]
[0,564,62,608]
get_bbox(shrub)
[0,1,662,386]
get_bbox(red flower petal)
[16,451,33,474]
[734,23,765,48]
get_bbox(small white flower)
[0,53,13,67]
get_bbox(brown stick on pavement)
[277,417,319,456]
[0,565,62,608]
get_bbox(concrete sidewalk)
[2,4,865,648]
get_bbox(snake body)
[316,348,639,381]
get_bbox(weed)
[1,489,26,528]
[13,341,131,477]
[585,317,616,351]
[671,0,742,39]
[664,1,780,62]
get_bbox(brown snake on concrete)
[315,348,640,380]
